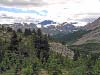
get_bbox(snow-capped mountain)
[0,17,80,35]
[41,22,79,35]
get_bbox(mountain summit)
[39,20,57,25]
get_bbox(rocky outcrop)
[50,43,74,59]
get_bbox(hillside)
[0,24,100,75]
[83,17,100,31]
[0,26,75,75]
[73,17,100,45]
[50,42,74,59]
[52,17,100,45]
[52,29,90,45]
[0,19,100,75]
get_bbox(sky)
[0,0,100,26]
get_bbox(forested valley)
[0,26,100,75]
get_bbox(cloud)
[73,12,100,22]
[76,18,97,23]
[0,0,46,7]
[0,0,69,7]
[0,0,100,26]
[0,13,14,19]
[0,0,71,7]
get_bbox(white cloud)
[0,0,100,26]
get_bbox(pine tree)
[7,27,13,32]
[73,50,80,61]
[32,29,36,35]
[24,28,32,36]
[41,34,50,63]
[17,28,22,33]
[37,28,42,37]
[15,64,22,75]
[34,29,50,63]
[31,63,38,75]
[9,31,19,52]
[0,39,3,63]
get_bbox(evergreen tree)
[32,29,36,35]
[24,28,32,36]
[17,28,22,33]
[7,27,13,32]
[0,39,3,63]
[37,28,42,37]
[31,63,38,75]
[52,66,62,75]
[73,50,80,61]
[9,31,19,52]
[15,64,22,75]
[34,29,50,63]
[41,34,50,63]
[90,53,100,65]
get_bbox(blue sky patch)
[0,7,43,15]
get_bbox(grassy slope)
[68,43,100,53]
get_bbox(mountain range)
[0,20,80,35]
[1,17,100,45]
[41,22,79,35]
[51,17,100,45]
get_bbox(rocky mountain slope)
[0,21,79,36]
[83,17,100,31]
[73,17,100,45]
[50,42,74,59]
[41,22,79,35]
